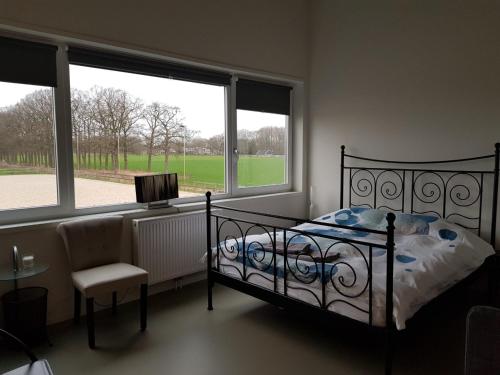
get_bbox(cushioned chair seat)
[72,263,148,298]
[2,360,53,375]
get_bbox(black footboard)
[205,191,396,373]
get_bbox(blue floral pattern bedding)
[214,208,494,329]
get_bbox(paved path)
[0,174,198,210]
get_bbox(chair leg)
[74,288,81,324]
[140,284,148,331]
[112,291,118,315]
[86,298,95,349]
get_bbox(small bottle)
[22,254,35,270]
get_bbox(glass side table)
[0,264,49,287]
[0,256,50,346]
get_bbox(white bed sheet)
[212,208,495,330]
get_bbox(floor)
[0,279,487,375]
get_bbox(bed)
[204,143,499,374]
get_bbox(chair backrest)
[465,305,500,375]
[56,216,124,272]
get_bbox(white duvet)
[213,208,494,330]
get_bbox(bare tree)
[0,110,17,164]
[2,89,55,168]
[237,128,257,155]
[141,102,163,171]
[91,87,142,172]
[153,104,184,172]
[207,133,224,155]
[235,126,285,155]
[71,89,94,169]
[119,95,143,170]
[255,126,285,155]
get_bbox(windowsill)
[0,190,303,234]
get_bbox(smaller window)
[235,79,291,190]
[0,37,59,213]
[236,110,288,188]
[0,83,57,211]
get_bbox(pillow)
[316,208,439,235]
[393,212,439,235]
[355,208,438,235]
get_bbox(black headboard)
[340,143,499,246]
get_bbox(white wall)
[0,0,308,79]
[0,0,309,324]
[308,1,500,245]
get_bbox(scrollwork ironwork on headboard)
[349,168,405,212]
[411,171,483,230]
[341,143,500,245]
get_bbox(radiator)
[132,210,208,285]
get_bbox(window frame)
[0,32,295,225]
[0,41,72,224]
[231,76,293,197]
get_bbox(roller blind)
[68,47,231,86]
[0,36,58,87]
[236,79,292,115]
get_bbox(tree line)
[0,90,55,169]
[0,87,286,174]
[71,87,187,172]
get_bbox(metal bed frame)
[205,143,499,375]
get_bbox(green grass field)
[78,154,286,189]
[0,154,286,190]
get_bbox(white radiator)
[132,210,207,285]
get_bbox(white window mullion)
[227,76,238,197]
[54,44,75,215]
[287,89,294,186]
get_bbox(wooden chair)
[56,216,148,349]
[1,328,53,375]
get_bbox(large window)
[69,65,226,208]
[0,35,294,224]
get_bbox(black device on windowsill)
[134,173,179,209]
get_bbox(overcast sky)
[0,65,286,138]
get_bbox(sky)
[0,65,286,138]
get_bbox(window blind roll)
[68,46,231,86]
[0,36,58,87]
[236,79,292,115]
